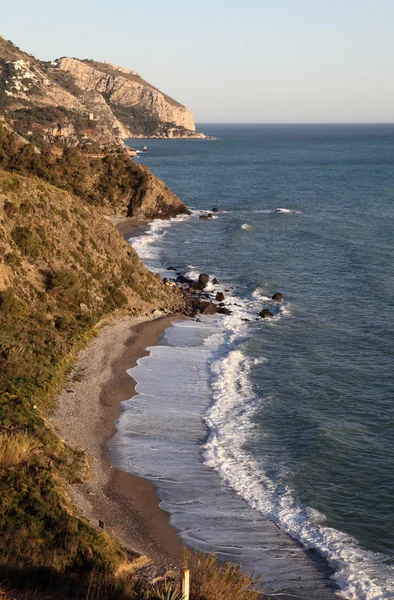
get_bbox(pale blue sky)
[2,0,394,123]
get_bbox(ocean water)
[111,125,394,599]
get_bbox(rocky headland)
[0,34,205,148]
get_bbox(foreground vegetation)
[0,552,260,599]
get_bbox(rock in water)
[217,307,232,315]
[216,291,225,302]
[198,274,209,288]
[176,274,193,285]
[272,292,284,302]
[260,309,274,319]
[212,277,219,285]
[200,302,217,315]
[212,207,220,212]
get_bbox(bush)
[47,268,79,290]
[11,227,41,259]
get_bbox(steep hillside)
[0,167,186,581]
[0,35,204,146]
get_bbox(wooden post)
[181,569,190,600]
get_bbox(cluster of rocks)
[259,292,283,318]
[163,271,233,317]
[163,266,284,321]
[199,207,220,220]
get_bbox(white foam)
[124,211,394,598]
[275,207,301,213]
[241,223,253,230]
[204,346,394,600]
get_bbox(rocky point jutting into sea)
[0,34,206,148]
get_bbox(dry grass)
[0,431,40,467]
[184,551,261,600]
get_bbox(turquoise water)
[115,125,394,599]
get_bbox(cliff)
[0,35,204,146]
[0,125,190,219]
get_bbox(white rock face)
[57,58,196,132]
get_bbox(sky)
[2,0,394,123]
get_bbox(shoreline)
[51,216,339,599]
[52,313,184,570]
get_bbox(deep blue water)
[117,125,394,599]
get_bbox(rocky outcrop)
[128,164,190,220]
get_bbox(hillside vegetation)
[0,126,189,218]
[0,160,187,575]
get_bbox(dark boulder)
[216,291,225,302]
[176,274,193,285]
[241,318,251,322]
[217,307,232,315]
[189,282,204,292]
[200,302,217,315]
[167,266,177,271]
[199,213,213,219]
[260,309,274,319]
[212,207,220,213]
[212,278,219,285]
[198,273,210,288]
[272,292,284,302]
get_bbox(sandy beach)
[51,313,184,571]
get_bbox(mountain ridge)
[0,35,205,147]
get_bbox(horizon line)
[195,121,394,126]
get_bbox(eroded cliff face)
[0,35,204,145]
[57,58,196,133]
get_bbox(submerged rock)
[216,291,225,302]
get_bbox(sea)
[110,124,394,600]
